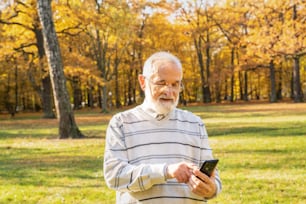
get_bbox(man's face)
[141,61,182,114]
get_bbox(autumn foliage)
[0,0,305,115]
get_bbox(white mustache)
[159,95,174,100]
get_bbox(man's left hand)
[187,168,217,199]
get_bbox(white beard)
[144,87,178,115]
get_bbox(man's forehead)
[151,72,182,82]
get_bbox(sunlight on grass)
[0,103,305,203]
[209,134,305,204]
[0,138,107,203]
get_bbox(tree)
[0,0,55,117]
[1,0,305,108]
[210,1,251,102]
[180,1,213,103]
[53,1,102,109]
[246,0,306,102]
[37,0,84,139]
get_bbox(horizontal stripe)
[124,128,203,137]
[123,119,150,124]
[139,196,205,202]
[128,154,200,164]
[169,118,203,125]
[109,142,212,151]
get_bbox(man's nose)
[162,85,175,96]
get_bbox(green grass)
[0,102,305,203]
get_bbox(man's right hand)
[166,162,195,183]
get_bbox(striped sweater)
[103,104,221,204]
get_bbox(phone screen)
[199,159,219,177]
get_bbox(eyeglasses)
[147,78,184,92]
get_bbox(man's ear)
[138,74,146,91]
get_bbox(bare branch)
[13,43,37,52]
[57,22,84,36]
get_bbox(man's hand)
[187,168,217,198]
[166,162,195,183]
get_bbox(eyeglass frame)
[145,77,184,92]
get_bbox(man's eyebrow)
[154,79,165,82]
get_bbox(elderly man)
[103,51,221,203]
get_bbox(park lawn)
[0,102,305,204]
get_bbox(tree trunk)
[127,51,135,106]
[87,79,94,108]
[204,32,211,103]
[194,37,206,103]
[230,47,235,102]
[223,79,228,101]
[256,72,261,100]
[14,63,18,114]
[269,60,277,102]
[4,68,15,117]
[41,74,55,118]
[114,50,121,108]
[101,86,108,112]
[291,5,303,102]
[72,76,82,109]
[94,29,109,112]
[276,65,283,100]
[127,64,134,106]
[293,57,302,102]
[238,71,243,100]
[243,71,248,101]
[34,25,55,118]
[37,0,84,139]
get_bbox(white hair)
[142,51,182,78]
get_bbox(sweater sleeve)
[103,114,167,193]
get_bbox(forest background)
[0,0,306,118]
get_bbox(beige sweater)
[103,104,221,204]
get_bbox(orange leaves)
[245,0,306,58]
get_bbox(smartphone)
[199,159,219,177]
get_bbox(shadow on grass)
[0,146,103,187]
[220,154,305,170]
[0,129,105,140]
[208,125,306,137]
[0,131,58,139]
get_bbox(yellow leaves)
[0,1,38,59]
[242,0,306,61]
[1,0,38,28]
[64,65,89,76]
[64,65,104,86]
[0,0,305,106]
[0,73,8,80]
[62,49,104,86]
